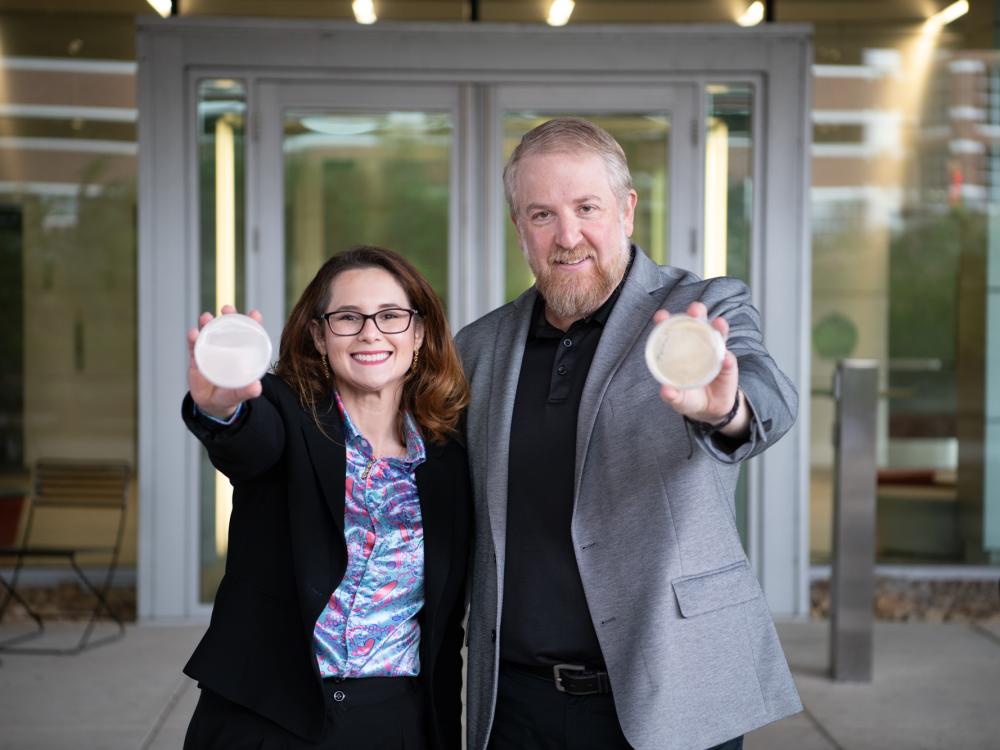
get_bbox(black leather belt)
[502,660,612,696]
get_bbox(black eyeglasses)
[316,308,420,336]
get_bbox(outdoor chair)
[0,459,131,654]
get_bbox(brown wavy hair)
[274,245,468,444]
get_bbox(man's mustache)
[549,246,596,265]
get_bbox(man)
[455,118,802,750]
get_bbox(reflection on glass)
[283,111,451,313]
[0,58,138,571]
[705,84,755,549]
[502,113,669,303]
[197,78,247,602]
[809,38,1000,566]
[705,84,753,284]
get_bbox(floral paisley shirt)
[313,393,426,678]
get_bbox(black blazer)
[181,374,471,747]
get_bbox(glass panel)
[809,35,1000,565]
[502,113,669,303]
[0,55,138,572]
[705,84,754,284]
[706,83,755,548]
[282,111,451,313]
[197,78,247,603]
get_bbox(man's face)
[513,150,637,325]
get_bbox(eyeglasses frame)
[315,307,421,337]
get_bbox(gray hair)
[503,117,634,216]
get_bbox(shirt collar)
[334,390,426,466]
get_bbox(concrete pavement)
[1,619,999,749]
[746,621,1000,750]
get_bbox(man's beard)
[527,235,631,322]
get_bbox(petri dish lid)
[193,313,273,389]
[644,314,725,389]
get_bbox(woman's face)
[311,267,424,402]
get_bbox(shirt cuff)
[194,402,245,426]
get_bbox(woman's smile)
[351,350,392,365]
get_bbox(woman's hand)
[655,301,750,438]
[187,305,265,420]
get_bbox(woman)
[182,246,471,749]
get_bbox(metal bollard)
[829,359,878,682]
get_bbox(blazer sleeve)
[684,276,798,464]
[181,376,287,481]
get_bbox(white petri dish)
[645,314,725,389]
[194,313,273,389]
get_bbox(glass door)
[489,83,757,548]
[491,84,699,307]
[190,81,460,603]
[254,81,699,332]
[254,81,461,348]
[202,80,747,603]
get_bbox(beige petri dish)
[194,313,273,389]
[644,314,725,389]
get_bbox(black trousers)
[184,676,426,750]
[487,664,743,750]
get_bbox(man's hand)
[187,304,265,420]
[654,301,750,439]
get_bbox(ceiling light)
[146,0,172,18]
[737,1,764,27]
[547,0,575,27]
[353,0,377,25]
[926,0,969,29]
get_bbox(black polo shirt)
[501,260,632,669]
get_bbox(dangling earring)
[410,348,420,374]
[321,353,331,380]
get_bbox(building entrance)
[137,19,812,618]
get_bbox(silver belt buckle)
[552,663,587,693]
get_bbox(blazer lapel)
[300,399,347,538]
[486,288,536,563]
[574,250,666,498]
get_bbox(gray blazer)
[455,249,802,750]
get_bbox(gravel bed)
[1,583,136,622]
[811,577,1000,622]
[2,578,998,624]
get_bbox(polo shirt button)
[490,629,497,642]
[557,365,567,376]
[562,338,572,348]
[333,690,346,702]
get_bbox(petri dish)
[194,313,272,389]
[645,314,725,389]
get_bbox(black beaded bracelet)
[697,391,742,435]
